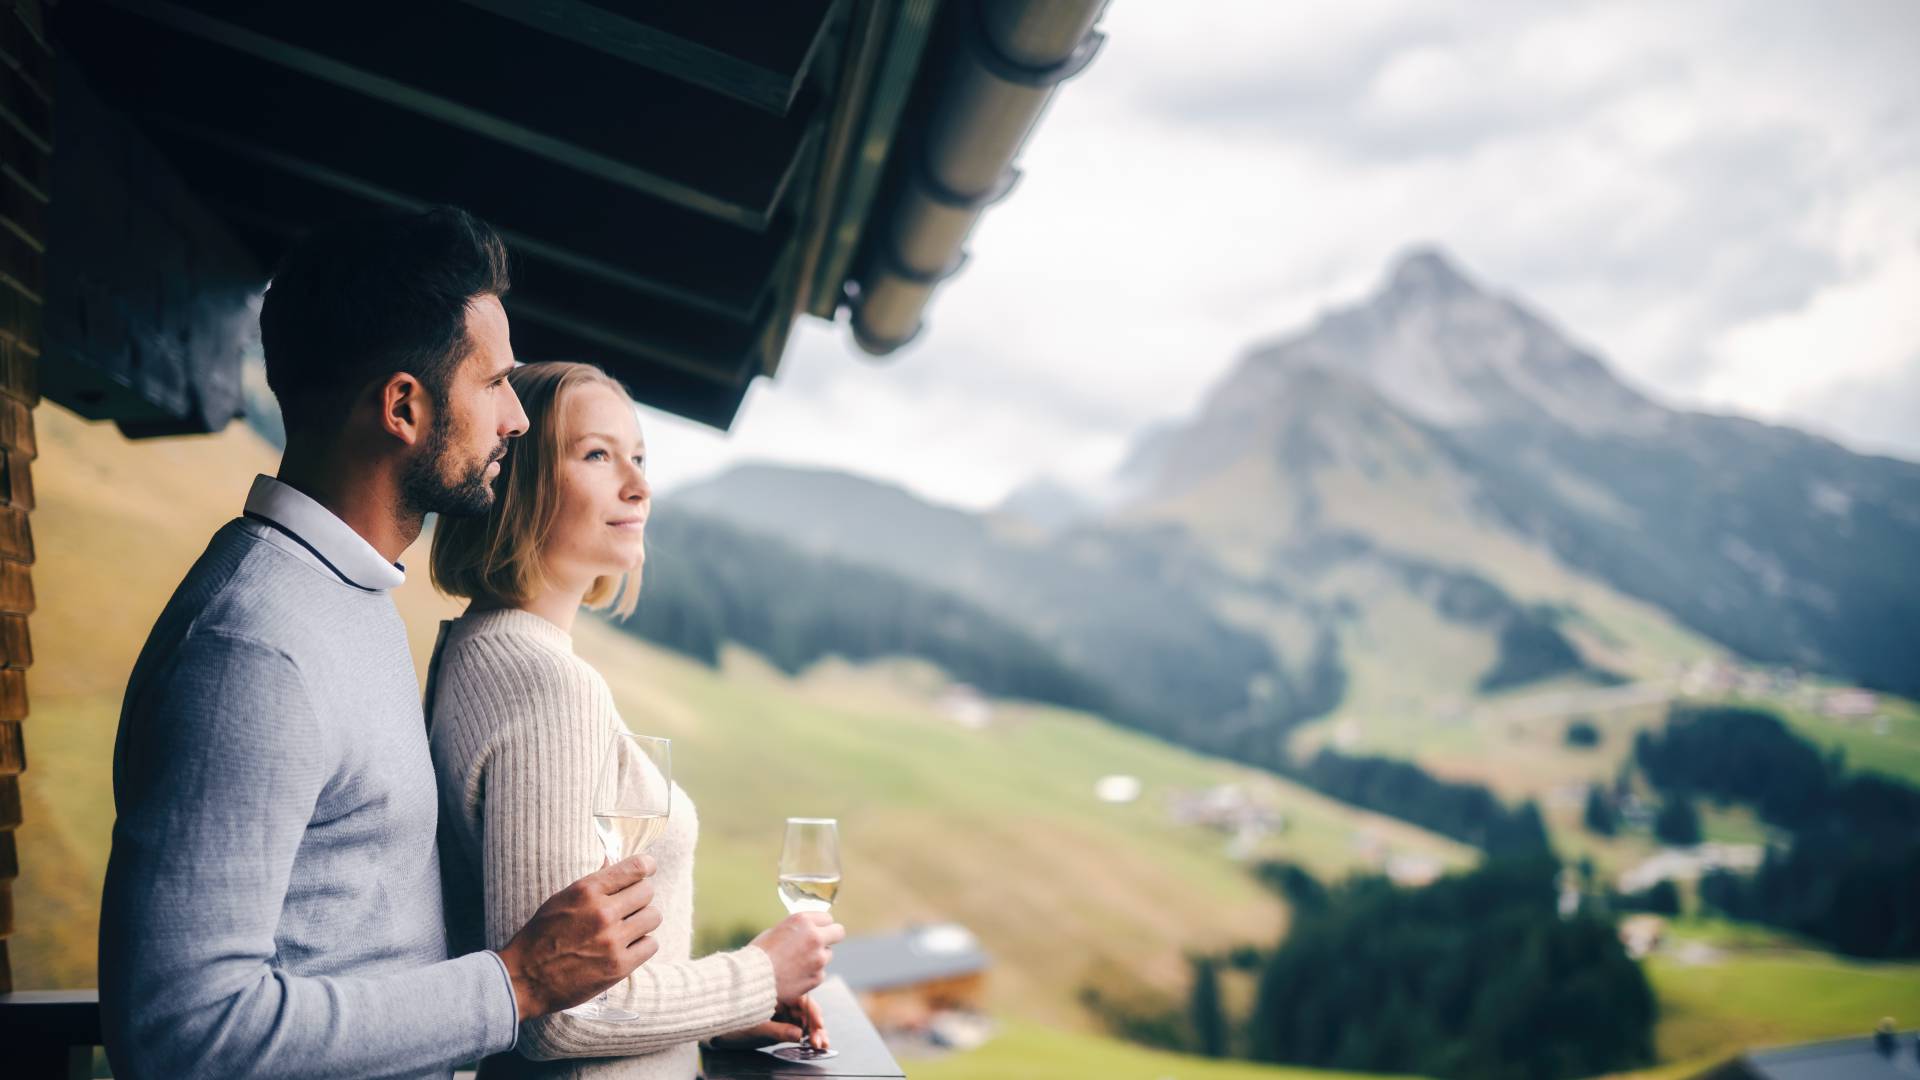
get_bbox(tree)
[1584,785,1617,836]
[1654,797,1702,846]
[1565,719,1601,748]
[1615,879,1681,916]
[1248,859,1656,1079]
[1189,955,1227,1059]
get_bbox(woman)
[425,361,843,1078]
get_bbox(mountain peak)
[1384,246,1480,302]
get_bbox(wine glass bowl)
[567,730,671,1022]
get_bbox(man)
[99,207,661,1078]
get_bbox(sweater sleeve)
[467,649,777,1061]
[99,631,519,1080]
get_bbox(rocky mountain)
[1121,248,1920,697]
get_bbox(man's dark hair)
[259,205,510,437]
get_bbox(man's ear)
[379,372,431,446]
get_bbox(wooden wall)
[0,0,48,995]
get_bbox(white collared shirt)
[243,474,406,592]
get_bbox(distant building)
[828,924,990,1036]
[1822,689,1880,719]
[1618,842,1764,894]
[1696,1026,1920,1078]
[1618,914,1666,960]
[1166,784,1286,833]
[1386,853,1445,888]
[937,684,993,729]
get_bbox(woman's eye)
[632,456,646,470]
[585,449,608,462]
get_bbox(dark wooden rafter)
[103,0,825,229]
[141,115,783,322]
[457,0,842,117]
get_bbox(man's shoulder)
[160,520,385,647]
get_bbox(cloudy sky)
[641,0,1920,510]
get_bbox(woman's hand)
[708,998,830,1051]
[749,912,845,1004]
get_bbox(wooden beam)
[457,0,842,117]
[102,0,821,229]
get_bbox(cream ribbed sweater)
[427,608,777,1079]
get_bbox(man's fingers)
[821,921,847,946]
[625,932,660,966]
[607,878,658,922]
[590,853,657,894]
[622,900,665,938]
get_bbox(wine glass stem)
[798,995,812,1048]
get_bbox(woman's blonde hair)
[430,360,644,618]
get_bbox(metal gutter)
[802,0,944,321]
[849,0,1106,354]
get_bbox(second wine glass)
[568,729,671,1022]
[771,817,841,1061]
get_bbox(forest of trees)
[1293,750,1553,856]
[1638,705,1920,957]
[1086,860,1657,1079]
[625,513,1123,717]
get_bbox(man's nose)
[502,382,530,438]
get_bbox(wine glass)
[567,730,671,1021]
[770,817,842,1061]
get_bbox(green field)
[1649,939,1920,1064]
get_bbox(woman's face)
[545,382,650,588]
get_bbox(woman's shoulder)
[432,611,614,726]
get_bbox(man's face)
[401,294,528,517]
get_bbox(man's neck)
[276,441,421,565]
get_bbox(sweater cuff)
[734,944,780,1020]
[483,950,521,1053]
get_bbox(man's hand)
[495,854,662,1019]
[708,998,830,1052]
[749,912,845,1005]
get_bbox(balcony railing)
[0,975,903,1079]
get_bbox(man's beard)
[400,411,506,519]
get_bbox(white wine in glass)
[567,730,671,1022]
[771,817,841,1062]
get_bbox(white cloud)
[646,0,1920,508]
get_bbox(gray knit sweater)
[100,517,520,1080]
[427,608,777,1079]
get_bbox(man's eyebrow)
[487,362,515,381]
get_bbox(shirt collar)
[243,474,407,592]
